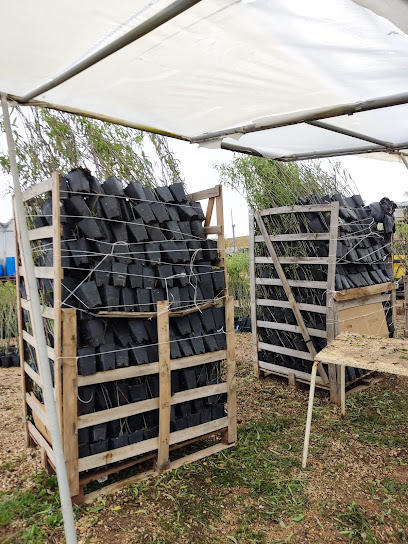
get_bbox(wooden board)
[315,332,408,376]
[338,302,389,337]
[329,282,397,302]
[249,210,259,377]
[259,204,333,216]
[156,301,171,470]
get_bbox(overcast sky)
[0,135,407,238]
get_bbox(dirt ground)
[1,302,408,543]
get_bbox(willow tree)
[0,106,182,189]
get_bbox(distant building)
[0,219,15,269]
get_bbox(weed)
[335,502,378,543]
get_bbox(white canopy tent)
[1,2,408,543]
[1,0,408,161]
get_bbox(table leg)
[340,365,346,418]
[302,360,319,469]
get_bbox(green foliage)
[0,106,182,189]
[216,156,355,210]
[0,281,17,352]
[226,252,250,317]
[335,502,378,543]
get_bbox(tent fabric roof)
[1,0,408,161]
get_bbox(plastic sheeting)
[1,0,408,160]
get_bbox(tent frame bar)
[20,0,201,103]
[306,120,393,149]
[192,90,408,143]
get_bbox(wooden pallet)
[249,203,397,404]
[14,174,236,503]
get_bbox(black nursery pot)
[144,409,159,428]
[1,356,11,368]
[100,196,121,219]
[90,440,109,455]
[78,444,90,458]
[212,403,226,420]
[173,418,188,431]
[66,168,91,193]
[109,434,129,450]
[129,430,144,444]
[11,355,20,367]
[77,347,96,376]
[77,281,102,309]
[176,401,192,419]
[77,217,103,239]
[128,383,148,403]
[182,367,196,390]
[201,407,212,424]
[90,423,108,442]
[116,349,129,368]
[99,285,120,312]
[80,319,105,347]
[97,343,116,371]
[77,385,95,415]
[111,263,127,287]
[94,261,111,287]
[144,427,159,439]
[128,320,149,343]
[187,413,201,428]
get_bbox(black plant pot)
[128,219,149,243]
[147,224,166,242]
[137,289,152,312]
[176,401,192,419]
[116,349,129,368]
[78,444,90,458]
[187,413,201,428]
[128,320,149,343]
[146,345,159,364]
[77,347,96,376]
[190,220,205,239]
[165,220,183,240]
[169,183,187,203]
[156,264,173,288]
[144,427,159,439]
[111,221,128,243]
[77,385,95,415]
[179,339,194,358]
[145,243,161,264]
[109,434,129,450]
[66,168,91,193]
[90,440,109,455]
[125,182,146,200]
[130,346,149,365]
[94,261,111,287]
[171,372,180,394]
[77,281,102,309]
[201,408,212,424]
[143,266,155,289]
[64,195,90,217]
[111,262,127,287]
[80,319,105,347]
[155,186,174,203]
[170,338,182,360]
[97,343,116,371]
[128,383,148,403]
[100,196,121,219]
[151,202,170,224]
[103,176,125,196]
[11,355,20,367]
[191,336,205,355]
[182,367,196,390]
[77,217,103,239]
[128,414,143,432]
[212,403,226,420]
[99,285,120,311]
[192,398,204,413]
[1,356,11,368]
[168,205,180,222]
[147,376,160,398]
[173,418,188,431]
[129,430,144,444]
[201,240,218,262]
[144,409,159,428]
[90,423,108,442]
[135,202,155,224]
[128,264,143,289]
[78,428,89,444]
[108,420,121,437]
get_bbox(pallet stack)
[250,194,397,403]
[15,171,236,503]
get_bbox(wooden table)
[302,332,408,468]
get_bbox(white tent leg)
[302,360,318,469]
[1,94,77,544]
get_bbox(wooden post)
[249,209,260,377]
[205,197,215,227]
[155,300,171,470]
[62,308,79,497]
[52,172,64,432]
[404,276,408,338]
[254,211,329,384]
[224,296,237,444]
[326,201,340,404]
[302,360,319,469]
[13,197,31,447]
[216,185,228,296]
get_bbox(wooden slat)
[156,301,171,469]
[23,330,56,360]
[255,233,330,243]
[205,197,215,227]
[26,392,49,429]
[169,417,228,446]
[52,172,63,431]
[170,350,227,371]
[259,204,333,216]
[255,256,329,265]
[77,362,159,386]
[329,281,397,302]
[22,176,53,201]
[24,362,43,387]
[77,350,227,387]
[77,398,159,429]
[335,293,391,311]
[225,296,237,444]
[257,320,327,339]
[19,266,54,279]
[249,210,260,377]
[28,421,55,465]
[78,436,159,472]
[82,442,234,504]
[204,225,222,235]
[62,308,79,496]
[97,301,216,319]
[256,278,328,289]
[171,382,227,405]
[187,185,220,202]
[256,298,327,314]
[21,298,54,319]
[28,225,54,241]
[258,341,314,362]
[259,361,325,385]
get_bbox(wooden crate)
[249,203,397,404]
[14,174,236,503]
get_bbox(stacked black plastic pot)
[255,192,396,382]
[32,169,227,458]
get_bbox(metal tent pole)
[1,94,77,544]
